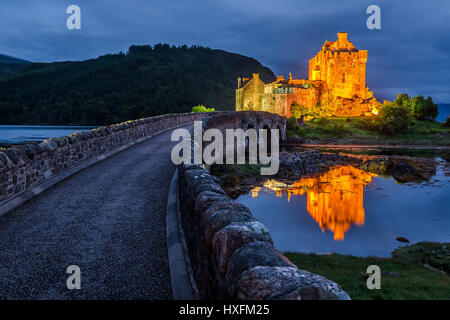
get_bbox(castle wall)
[236,73,265,111]
[260,85,323,118]
[308,33,367,99]
[236,33,378,117]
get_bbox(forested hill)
[0,54,29,64]
[0,54,30,77]
[0,45,275,125]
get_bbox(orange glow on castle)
[236,33,380,117]
[251,166,377,240]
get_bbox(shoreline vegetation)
[285,117,450,146]
[286,93,450,146]
[285,242,450,300]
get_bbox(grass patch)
[285,242,450,300]
[287,117,450,145]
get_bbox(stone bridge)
[0,111,349,300]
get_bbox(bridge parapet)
[203,111,286,140]
[177,164,351,300]
[0,111,285,207]
[174,112,350,300]
[0,113,209,204]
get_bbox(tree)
[409,95,438,120]
[377,103,412,135]
[191,105,215,112]
[394,93,438,120]
[393,93,411,107]
[409,95,426,119]
[424,96,438,120]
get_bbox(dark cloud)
[0,0,449,102]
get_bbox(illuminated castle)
[236,33,380,117]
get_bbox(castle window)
[342,73,345,83]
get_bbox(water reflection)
[250,166,377,240]
[0,125,95,144]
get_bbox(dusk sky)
[0,0,449,102]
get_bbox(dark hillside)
[0,45,275,125]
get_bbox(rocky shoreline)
[211,151,439,198]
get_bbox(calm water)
[0,125,96,144]
[237,160,450,257]
[437,104,450,122]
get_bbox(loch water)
[237,148,450,257]
[0,125,95,145]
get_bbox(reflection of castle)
[236,33,380,117]
[251,166,377,240]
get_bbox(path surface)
[0,128,183,299]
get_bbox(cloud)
[0,0,449,102]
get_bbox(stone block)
[225,241,291,297]
[236,266,351,300]
[194,191,230,218]
[200,207,254,249]
[212,221,273,274]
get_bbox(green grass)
[287,117,450,145]
[285,242,450,300]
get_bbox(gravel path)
[0,129,182,299]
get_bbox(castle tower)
[308,32,367,99]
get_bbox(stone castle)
[236,32,380,117]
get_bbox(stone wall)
[308,32,367,99]
[0,111,285,204]
[177,112,349,300]
[202,111,287,141]
[260,84,322,118]
[177,164,350,300]
[236,74,266,111]
[0,113,208,203]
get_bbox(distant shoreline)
[0,125,96,146]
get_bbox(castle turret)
[308,32,366,98]
[337,32,347,43]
